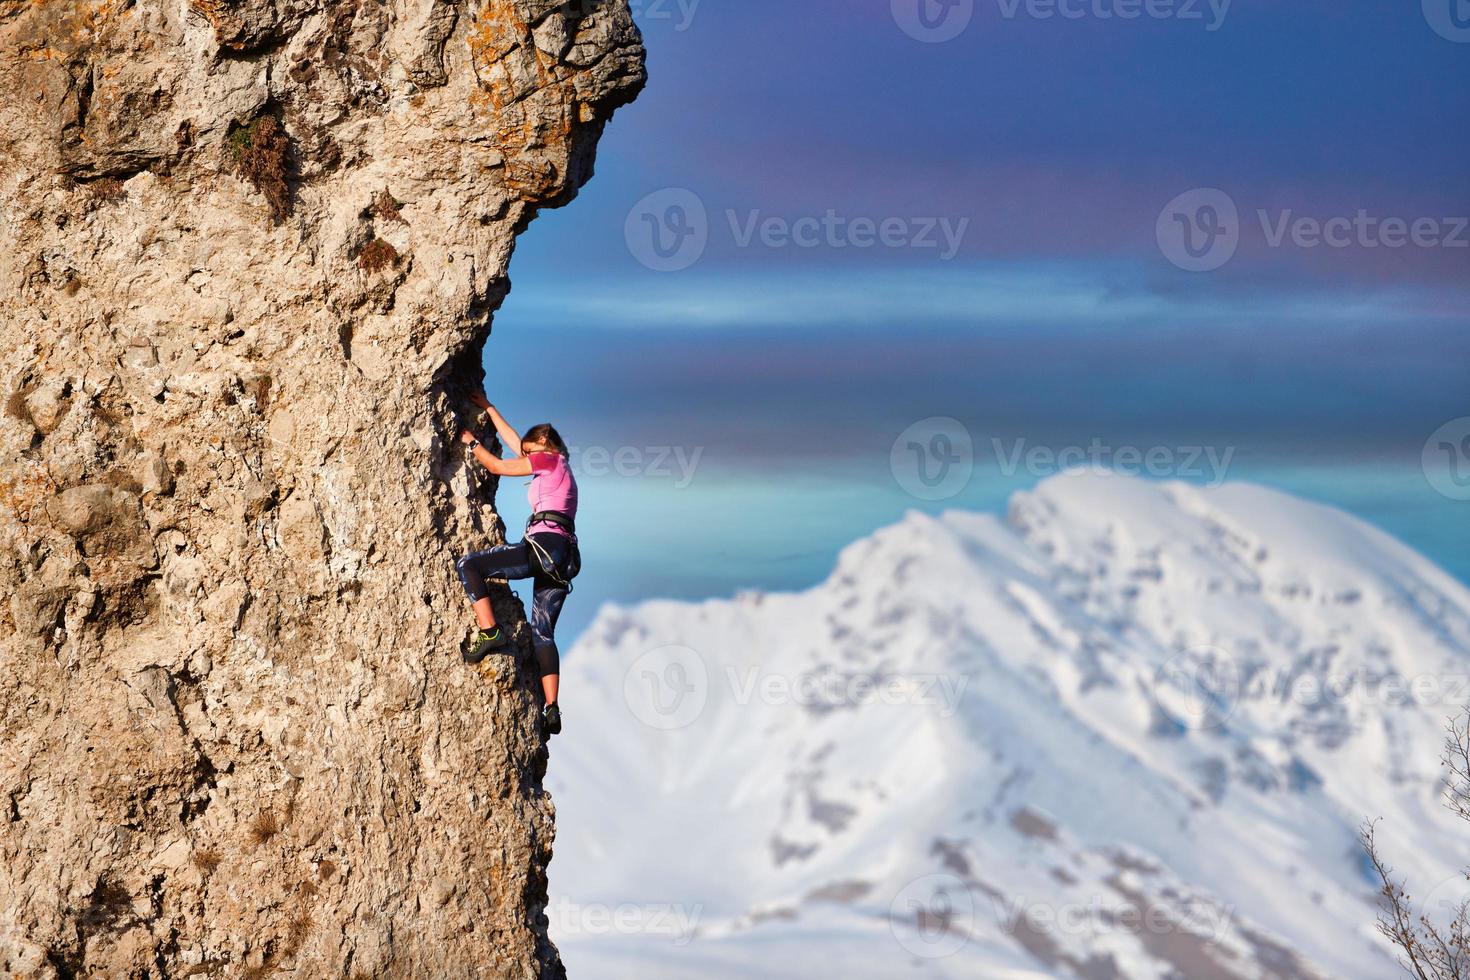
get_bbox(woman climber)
[454,391,581,737]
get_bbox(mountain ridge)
[551,472,1469,979]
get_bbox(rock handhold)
[45,485,156,571]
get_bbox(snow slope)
[547,472,1470,979]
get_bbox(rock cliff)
[0,1,644,976]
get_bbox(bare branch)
[1443,714,1470,825]
[1363,711,1470,980]
[1363,821,1441,980]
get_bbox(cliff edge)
[0,1,644,976]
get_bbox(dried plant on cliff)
[357,237,399,273]
[372,187,405,224]
[1363,713,1470,979]
[282,908,314,956]
[86,178,126,206]
[247,811,282,846]
[228,115,291,221]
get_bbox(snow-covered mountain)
[547,472,1470,979]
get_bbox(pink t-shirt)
[527,452,577,538]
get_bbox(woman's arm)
[471,392,523,457]
[461,430,533,477]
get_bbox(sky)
[483,0,1470,641]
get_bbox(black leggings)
[455,538,568,677]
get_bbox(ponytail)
[523,423,569,458]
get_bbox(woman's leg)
[455,543,534,630]
[530,583,568,704]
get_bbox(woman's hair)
[523,423,569,457]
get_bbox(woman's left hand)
[459,429,478,446]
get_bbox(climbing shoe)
[542,703,562,737]
[463,627,510,664]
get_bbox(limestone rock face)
[0,1,644,976]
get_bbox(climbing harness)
[525,511,581,590]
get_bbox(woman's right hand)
[470,391,492,411]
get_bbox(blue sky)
[484,0,1470,640]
